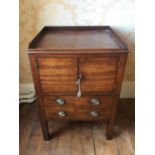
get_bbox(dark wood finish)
[29,26,128,52]
[37,57,77,93]
[79,57,119,93]
[29,55,50,140]
[106,97,118,140]
[43,95,113,108]
[43,95,114,120]
[28,26,128,140]
[115,54,128,95]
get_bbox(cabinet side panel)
[115,53,128,95]
[29,54,51,140]
[28,54,46,117]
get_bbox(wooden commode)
[28,26,128,140]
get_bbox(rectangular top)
[28,26,128,54]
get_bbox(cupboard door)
[37,57,77,93]
[79,57,119,93]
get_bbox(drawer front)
[45,108,75,119]
[43,95,114,120]
[75,110,111,120]
[43,95,76,108]
[37,58,77,93]
[79,57,118,93]
[75,96,113,109]
[46,109,111,120]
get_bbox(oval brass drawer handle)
[56,98,65,105]
[90,98,100,105]
[90,111,99,117]
[57,111,66,117]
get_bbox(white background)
[0,0,155,155]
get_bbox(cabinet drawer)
[43,95,115,120]
[43,95,113,108]
[75,96,113,109]
[45,108,75,119]
[75,110,111,120]
[45,108,111,120]
[43,95,75,108]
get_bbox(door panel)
[79,57,118,93]
[37,58,77,93]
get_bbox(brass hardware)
[77,74,82,97]
[90,98,100,105]
[56,98,65,105]
[57,111,66,117]
[90,111,99,117]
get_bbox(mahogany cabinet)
[28,26,128,140]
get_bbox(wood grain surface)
[37,57,77,93]
[28,26,127,52]
[79,57,118,93]
[28,26,128,140]
[43,95,114,120]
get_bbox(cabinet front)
[79,57,119,93]
[37,57,77,93]
[36,56,119,94]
